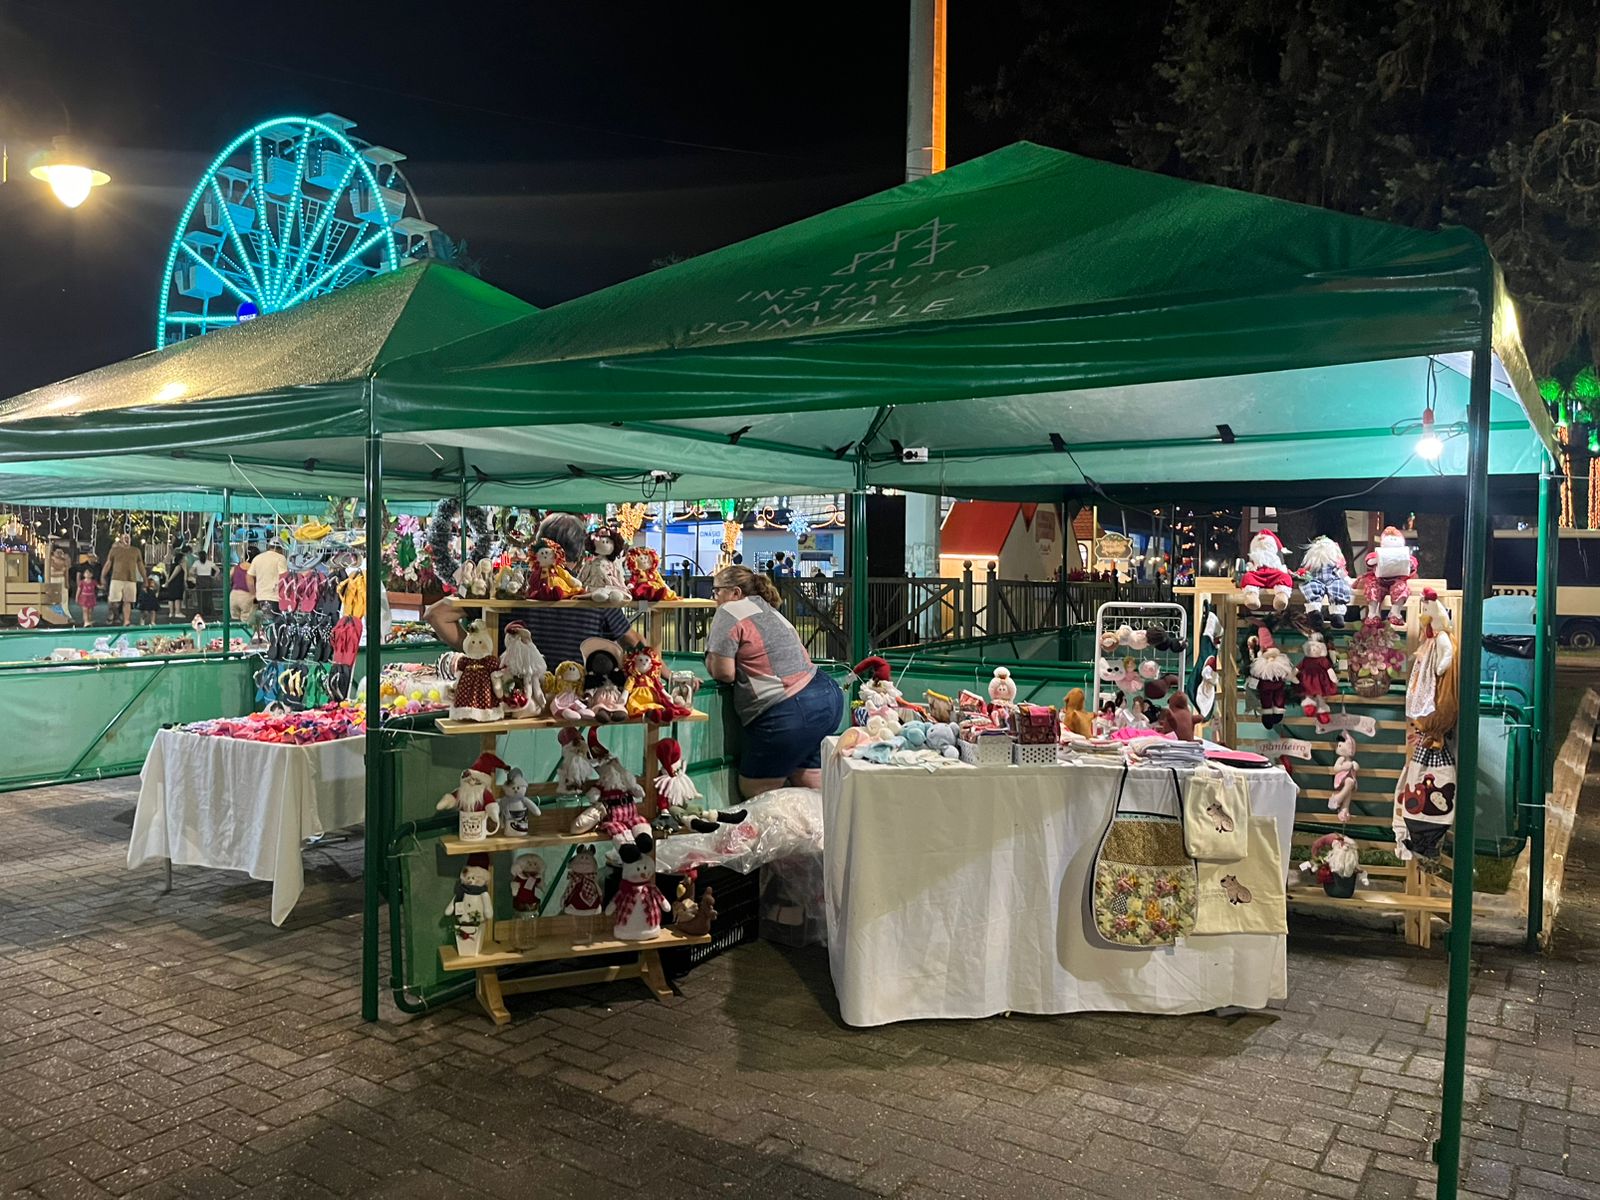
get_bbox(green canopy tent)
[373,144,1557,1200]
[0,144,1560,1199]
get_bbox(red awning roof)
[940,501,1020,558]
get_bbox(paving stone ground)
[3,725,1598,1200]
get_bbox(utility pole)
[903,0,947,589]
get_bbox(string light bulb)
[1415,408,1443,461]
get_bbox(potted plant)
[1300,833,1367,898]
[450,910,485,957]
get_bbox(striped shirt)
[706,596,816,723]
[503,605,631,668]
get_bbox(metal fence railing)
[651,567,1171,659]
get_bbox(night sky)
[0,1,1027,396]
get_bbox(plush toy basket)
[1352,674,1390,699]
[1012,742,1059,767]
[974,731,1014,765]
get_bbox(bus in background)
[1490,528,1600,648]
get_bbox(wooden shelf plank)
[1293,765,1404,779]
[1293,811,1396,826]
[440,926,710,971]
[442,830,600,856]
[1278,717,1411,732]
[448,597,716,611]
[1288,887,1455,913]
[1299,788,1396,803]
[436,710,708,737]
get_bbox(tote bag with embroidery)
[1182,766,1250,862]
[1089,766,1198,948]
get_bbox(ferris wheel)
[156,114,439,348]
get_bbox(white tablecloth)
[128,729,366,925]
[822,746,1298,1027]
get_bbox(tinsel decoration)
[426,499,492,581]
[616,503,648,545]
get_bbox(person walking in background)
[247,539,289,618]
[705,563,844,799]
[136,572,161,626]
[75,560,99,627]
[191,551,217,618]
[229,552,256,626]
[160,553,189,619]
[101,532,147,627]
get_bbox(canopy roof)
[0,143,1557,504]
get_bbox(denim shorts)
[740,671,845,779]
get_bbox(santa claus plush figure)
[607,850,671,941]
[653,737,746,833]
[1240,529,1295,611]
[1249,626,1296,729]
[1357,525,1418,626]
[494,621,547,717]
[436,752,508,824]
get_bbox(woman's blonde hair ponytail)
[714,565,781,608]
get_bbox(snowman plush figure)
[605,850,671,941]
[446,854,494,927]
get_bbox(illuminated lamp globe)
[1415,409,1443,462]
[29,138,110,208]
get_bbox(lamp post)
[2,135,111,208]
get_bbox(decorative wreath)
[427,500,492,582]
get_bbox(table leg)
[639,950,672,1001]
[161,860,172,895]
[476,968,511,1025]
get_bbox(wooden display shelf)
[1293,764,1404,779]
[440,916,711,1024]
[442,807,602,856]
[436,709,707,737]
[1287,884,1455,914]
[1279,715,1410,732]
[441,922,708,971]
[449,597,716,611]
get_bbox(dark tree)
[975,0,1600,379]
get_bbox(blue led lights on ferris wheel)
[155,114,439,348]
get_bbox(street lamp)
[2,135,110,208]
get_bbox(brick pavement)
[2,763,1597,1200]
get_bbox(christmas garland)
[427,500,493,582]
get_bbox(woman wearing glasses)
[705,565,844,798]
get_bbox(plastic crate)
[1013,742,1059,767]
[659,865,760,977]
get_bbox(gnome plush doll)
[1239,528,1295,611]
[653,738,746,833]
[1299,536,1355,630]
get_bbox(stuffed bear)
[449,621,504,722]
[500,766,540,834]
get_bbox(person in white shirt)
[247,542,289,612]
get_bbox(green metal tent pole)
[219,487,232,659]
[457,450,469,565]
[361,427,384,1023]
[1526,467,1557,950]
[1057,495,1071,661]
[1434,329,1493,1199]
[850,454,869,664]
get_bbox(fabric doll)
[1297,631,1340,723]
[577,524,630,602]
[987,667,1019,717]
[853,657,906,730]
[448,621,504,721]
[580,636,632,723]
[436,753,507,823]
[557,725,598,792]
[624,644,691,722]
[1239,528,1295,611]
[446,854,493,927]
[1249,626,1295,729]
[624,546,675,602]
[525,539,583,601]
[1153,691,1197,740]
[500,767,540,834]
[1059,688,1095,738]
[1298,536,1354,630]
[544,660,595,720]
[1327,732,1359,822]
[494,620,547,718]
[653,738,746,832]
[561,845,603,916]
[509,852,544,912]
[1356,525,1418,626]
[606,850,671,941]
[571,733,655,861]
